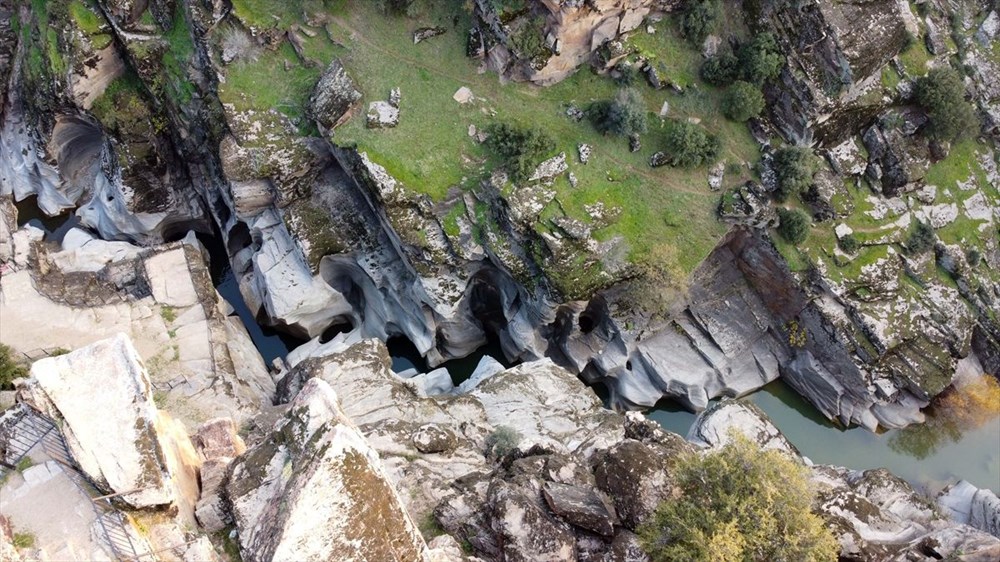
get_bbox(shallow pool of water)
[198,233,302,366]
[14,196,80,244]
[750,380,1000,494]
[388,336,516,386]
[649,380,1000,494]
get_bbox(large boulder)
[308,59,362,132]
[226,378,428,562]
[687,400,798,456]
[18,334,199,510]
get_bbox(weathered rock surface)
[473,0,682,85]
[18,334,198,510]
[758,0,910,146]
[938,481,1000,538]
[0,235,274,427]
[226,378,429,562]
[687,400,797,455]
[308,59,362,132]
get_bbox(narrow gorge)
[0,0,998,561]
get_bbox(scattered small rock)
[453,86,474,104]
[468,124,477,138]
[649,152,669,168]
[568,172,578,188]
[708,162,725,191]
[389,87,401,108]
[578,143,592,164]
[566,105,585,121]
[646,25,655,34]
[366,100,399,129]
[659,101,670,117]
[687,116,702,125]
[628,133,641,153]
[413,26,446,44]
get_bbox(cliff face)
[754,0,910,146]
[0,0,995,432]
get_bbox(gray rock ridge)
[0,17,209,244]
[269,338,641,557]
[754,0,910,146]
[938,481,1000,539]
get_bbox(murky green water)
[649,380,1000,495]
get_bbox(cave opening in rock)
[319,317,355,344]
[14,195,80,244]
[578,313,595,334]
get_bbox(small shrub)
[700,51,738,86]
[220,25,259,64]
[966,248,981,267]
[638,433,838,562]
[160,306,177,323]
[15,456,33,472]
[906,221,936,255]
[722,80,765,122]
[738,32,785,85]
[590,87,648,137]
[838,234,860,254]
[777,208,811,244]
[661,120,721,168]
[771,147,817,202]
[915,67,978,141]
[485,426,521,459]
[12,532,35,549]
[613,62,639,86]
[508,16,548,61]
[484,121,557,183]
[680,0,720,46]
[0,343,27,390]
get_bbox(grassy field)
[220,1,761,288]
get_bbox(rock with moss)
[308,59,362,133]
[18,334,199,509]
[226,378,429,562]
[757,0,911,145]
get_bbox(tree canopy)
[915,67,978,141]
[639,433,838,562]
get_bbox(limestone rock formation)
[939,481,1000,539]
[226,378,429,562]
[0,235,274,427]
[18,334,198,510]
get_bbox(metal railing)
[0,406,146,561]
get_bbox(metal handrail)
[1,407,146,561]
